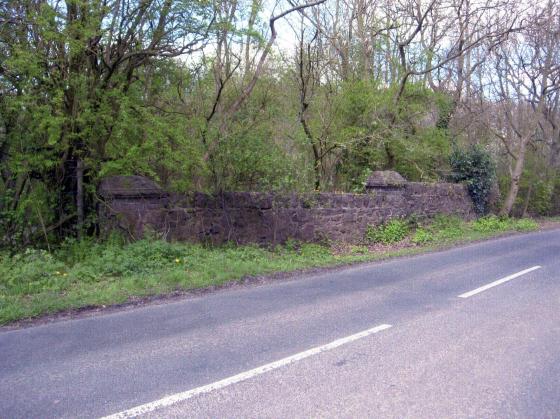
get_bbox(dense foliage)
[1,0,559,248]
[450,145,496,215]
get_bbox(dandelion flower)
[174,258,181,263]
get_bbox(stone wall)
[98,175,475,244]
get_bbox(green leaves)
[365,219,410,244]
[0,0,218,246]
[450,145,496,215]
[472,216,538,232]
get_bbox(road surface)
[1,228,560,418]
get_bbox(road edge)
[2,224,560,331]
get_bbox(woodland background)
[1,0,560,248]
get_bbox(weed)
[513,218,539,231]
[472,215,508,232]
[365,219,409,244]
[411,228,434,245]
[349,245,369,255]
[471,215,538,233]
[0,215,546,325]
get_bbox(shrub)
[471,216,538,233]
[284,238,302,252]
[365,219,409,244]
[450,145,496,215]
[527,179,554,216]
[56,237,103,264]
[426,215,466,240]
[513,218,539,231]
[91,239,186,277]
[411,228,434,245]
[472,215,509,232]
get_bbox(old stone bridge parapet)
[98,171,475,244]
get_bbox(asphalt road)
[1,229,560,418]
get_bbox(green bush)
[411,228,434,245]
[450,145,496,215]
[513,218,539,231]
[472,215,508,232]
[88,240,186,277]
[424,215,466,240]
[365,219,409,244]
[528,179,554,216]
[471,216,538,233]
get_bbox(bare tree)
[488,2,560,215]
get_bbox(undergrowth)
[365,219,410,244]
[0,215,544,325]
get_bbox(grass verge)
[0,215,552,326]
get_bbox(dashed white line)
[458,265,542,298]
[101,323,392,418]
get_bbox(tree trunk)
[500,137,528,216]
[384,142,396,169]
[300,113,322,190]
[76,158,84,237]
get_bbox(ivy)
[450,145,496,215]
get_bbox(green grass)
[0,215,547,325]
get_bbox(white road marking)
[101,323,392,419]
[458,265,542,298]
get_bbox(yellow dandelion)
[174,258,181,263]
[55,271,61,275]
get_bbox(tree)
[489,3,560,215]
[0,0,214,242]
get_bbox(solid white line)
[101,323,392,419]
[458,265,542,298]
